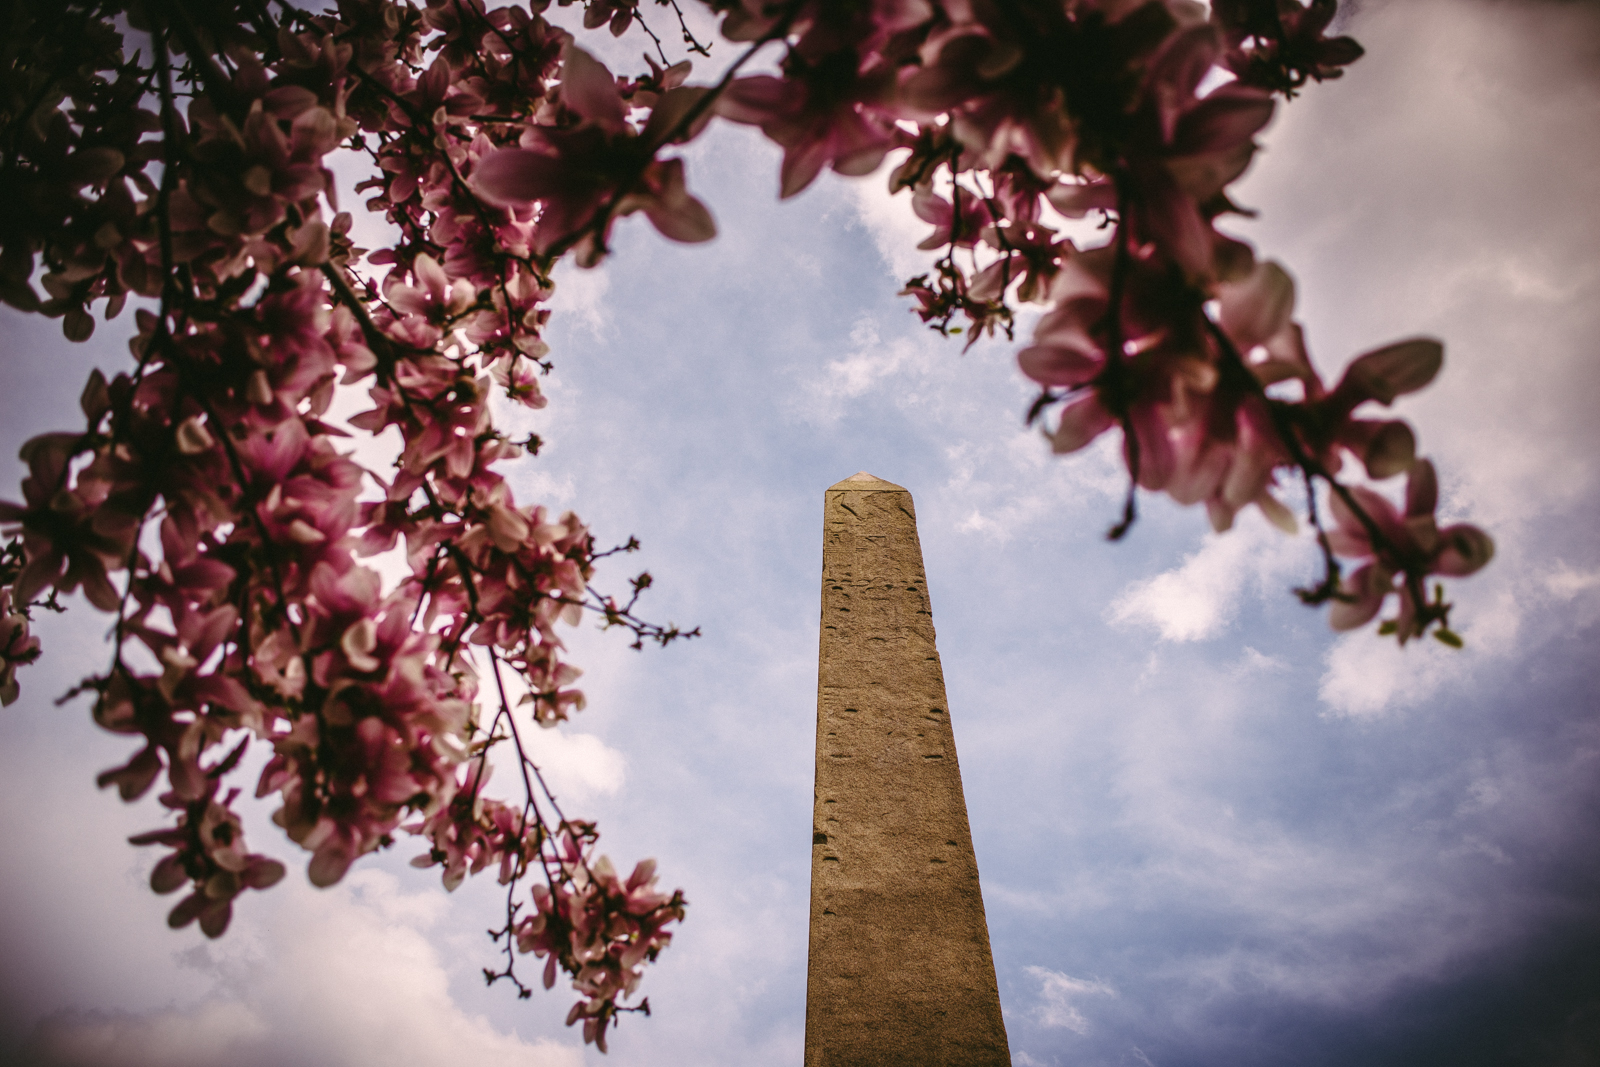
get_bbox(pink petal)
[242,858,286,890]
[828,111,892,177]
[1145,25,1221,134]
[1220,405,1277,509]
[627,858,657,891]
[1326,489,1377,557]
[714,76,796,125]
[1166,139,1256,202]
[779,138,831,200]
[559,47,626,133]
[414,254,450,300]
[968,257,1017,302]
[1329,563,1390,630]
[1254,490,1298,534]
[1336,338,1443,405]
[1405,458,1438,518]
[1048,394,1114,454]
[1018,343,1101,388]
[1217,260,1294,352]
[95,744,163,801]
[151,853,189,894]
[1338,419,1416,480]
[636,158,717,243]
[473,148,572,207]
[79,563,120,611]
[1132,164,1212,279]
[191,675,259,716]
[1206,497,1237,533]
[13,553,62,606]
[488,504,531,552]
[198,898,234,938]
[1130,406,1177,491]
[1434,524,1494,576]
[641,86,714,146]
[911,186,952,226]
[167,891,208,929]
[1169,85,1275,157]
[1046,179,1117,219]
[308,832,356,887]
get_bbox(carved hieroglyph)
[805,472,1010,1067]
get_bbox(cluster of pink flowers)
[129,783,288,938]
[1,0,1493,1048]
[515,835,686,1052]
[706,0,1488,638]
[0,587,43,707]
[1,0,696,1044]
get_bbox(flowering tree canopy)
[0,0,1492,1052]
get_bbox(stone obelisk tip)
[827,471,907,491]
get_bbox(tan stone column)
[805,472,1010,1067]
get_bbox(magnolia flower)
[0,589,41,706]
[386,253,476,319]
[1217,260,1441,480]
[718,47,897,198]
[1326,459,1494,637]
[473,48,715,261]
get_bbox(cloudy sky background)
[3,0,1600,1063]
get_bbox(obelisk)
[805,472,1010,1067]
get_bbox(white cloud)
[943,428,1126,544]
[1543,562,1600,603]
[1107,518,1302,642]
[518,727,628,804]
[848,162,936,284]
[807,317,920,405]
[1318,582,1522,718]
[1442,834,1512,867]
[548,259,614,340]
[1232,646,1289,676]
[512,468,580,509]
[1025,967,1115,1034]
[21,870,582,1067]
[1318,630,1461,719]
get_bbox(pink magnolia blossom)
[0,590,41,706]
[718,36,900,198]
[1325,459,1494,637]
[473,47,715,262]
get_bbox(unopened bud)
[246,371,275,406]
[176,417,215,455]
[285,519,325,544]
[341,617,380,672]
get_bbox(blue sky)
[3,1,1599,1064]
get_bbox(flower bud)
[176,416,215,455]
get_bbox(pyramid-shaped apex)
[828,471,907,492]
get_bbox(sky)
[2,1,1599,1064]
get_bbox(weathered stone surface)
[804,472,1010,1067]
